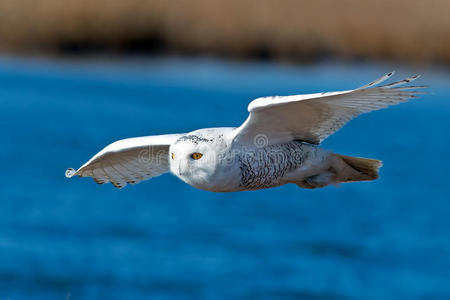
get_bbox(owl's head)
[169,128,236,191]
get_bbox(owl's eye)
[191,152,203,160]
[171,153,175,160]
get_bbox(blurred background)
[1,1,450,299]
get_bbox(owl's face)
[169,128,241,192]
[169,135,222,191]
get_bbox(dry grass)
[0,0,449,64]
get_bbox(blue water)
[0,55,449,299]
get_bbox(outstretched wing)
[233,72,426,146]
[65,133,184,189]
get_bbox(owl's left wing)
[65,133,184,189]
[233,72,426,146]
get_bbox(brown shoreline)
[1,0,449,65]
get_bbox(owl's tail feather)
[295,153,382,189]
[333,154,382,183]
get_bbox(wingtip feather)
[65,168,77,178]
[357,71,395,90]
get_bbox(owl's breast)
[237,141,315,190]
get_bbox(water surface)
[0,56,449,299]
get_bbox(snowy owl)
[66,72,425,192]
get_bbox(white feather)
[66,134,184,188]
[233,72,426,145]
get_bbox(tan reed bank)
[0,0,449,64]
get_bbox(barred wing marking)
[65,134,184,189]
[234,72,426,146]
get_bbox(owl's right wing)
[65,133,184,189]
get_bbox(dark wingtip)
[65,168,76,178]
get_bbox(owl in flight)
[66,72,425,192]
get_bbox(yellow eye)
[171,153,175,160]
[191,152,203,160]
